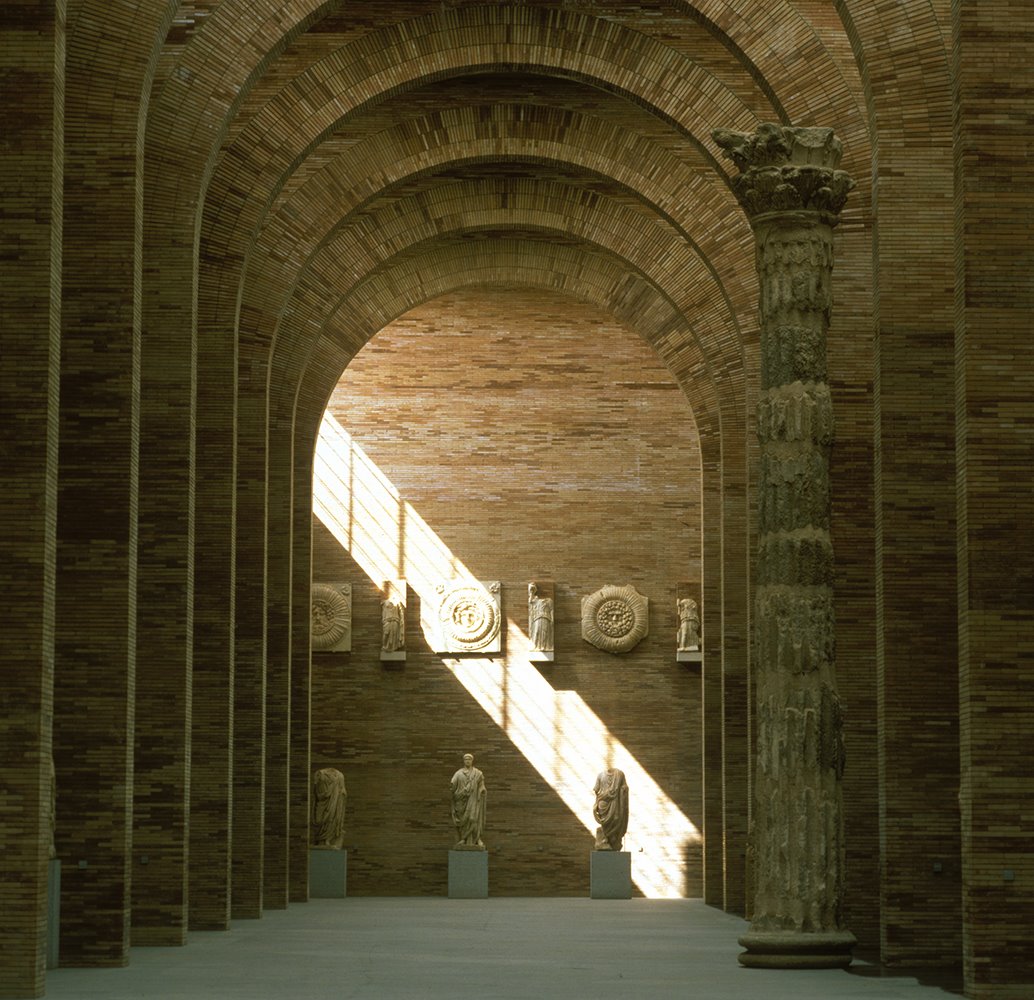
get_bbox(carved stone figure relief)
[311,583,352,652]
[433,580,502,654]
[380,579,406,661]
[311,767,347,850]
[528,581,554,661]
[581,584,648,654]
[677,597,701,651]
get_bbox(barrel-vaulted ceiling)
[140,0,872,465]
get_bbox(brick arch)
[231,105,754,389]
[276,232,734,707]
[226,108,762,756]
[184,0,864,938]
[263,178,747,411]
[284,235,723,443]
[275,245,734,879]
[279,238,727,713]
[197,0,867,343]
[684,0,868,144]
[195,1,872,382]
[206,0,866,238]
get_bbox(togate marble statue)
[593,767,629,851]
[311,767,347,849]
[450,753,487,850]
[677,597,701,651]
[528,583,554,652]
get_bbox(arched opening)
[310,286,704,897]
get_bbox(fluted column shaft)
[713,124,855,969]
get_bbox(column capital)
[712,124,854,224]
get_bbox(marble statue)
[677,597,701,651]
[528,583,554,652]
[592,767,629,851]
[450,753,487,850]
[311,767,347,849]
[381,598,405,652]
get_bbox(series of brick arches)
[5,2,1029,997]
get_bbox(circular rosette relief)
[438,583,501,653]
[311,583,351,651]
[582,584,649,654]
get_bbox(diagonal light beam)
[314,410,700,898]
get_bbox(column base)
[738,930,856,969]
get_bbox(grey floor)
[46,899,963,999]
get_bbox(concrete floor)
[46,899,963,999]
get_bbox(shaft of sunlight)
[314,411,700,898]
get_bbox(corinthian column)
[712,123,855,969]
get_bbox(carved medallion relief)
[433,580,502,654]
[311,582,352,652]
[581,584,649,654]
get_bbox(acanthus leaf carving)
[713,124,854,222]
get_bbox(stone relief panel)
[432,580,502,654]
[676,584,701,662]
[527,581,555,662]
[581,584,649,654]
[381,579,406,662]
[311,582,352,652]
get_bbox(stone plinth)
[590,851,631,899]
[448,850,488,898]
[676,650,702,665]
[309,849,347,898]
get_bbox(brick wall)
[311,288,705,897]
[953,3,1034,996]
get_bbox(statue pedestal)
[590,851,631,899]
[528,650,554,663]
[677,649,702,664]
[448,850,488,898]
[47,858,60,968]
[380,651,405,664]
[309,849,347,898]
